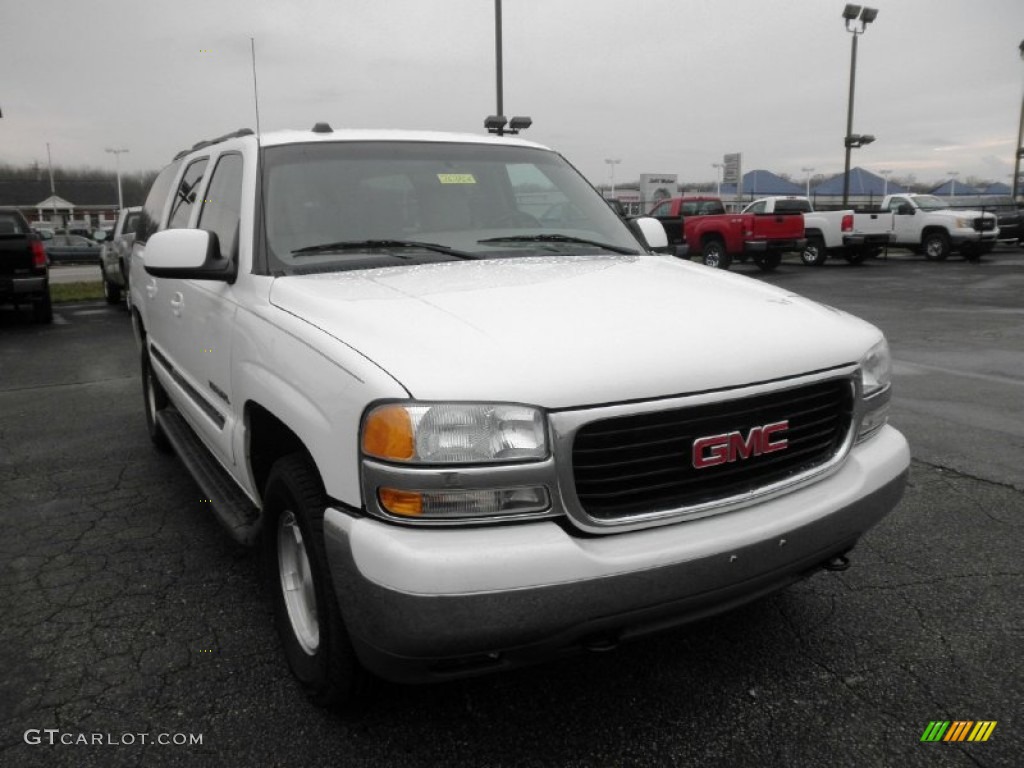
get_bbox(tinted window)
[198,153,244,260]
[774,199,811,213]
[123,211,141,235]
[137,160,182,243]
[168,158,209,229]
[0,212,27,235]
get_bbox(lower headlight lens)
[363,402,548,464]
[860,339,892,398]
[379,487,550,519]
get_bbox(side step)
[157,410,262,546]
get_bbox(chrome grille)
[571,378,854,520]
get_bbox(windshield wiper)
[291,239,481,260]
[476,234,638,255]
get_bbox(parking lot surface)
[1,247,1021,767]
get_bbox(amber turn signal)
[362,405,415,460]
[378,488,423,517]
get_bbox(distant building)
[0,178,129,230]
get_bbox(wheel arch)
[245,402,316,506]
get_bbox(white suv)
[131,124,909,706]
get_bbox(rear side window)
[123,211,141,235]
[168,159,209,229]
[137,161,182,243]
[198,153,244,260]
[0,212,27,235]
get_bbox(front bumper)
[950,229,999,245]
[323,425,909,683]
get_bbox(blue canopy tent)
[811,167,907,197]
[720,170,806,197]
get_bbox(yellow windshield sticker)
[437,173,477,184]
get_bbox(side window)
[198,154,244,260]
[747,201,767,214]
[888,197,906,213]
[136,161,182,243]
[650,202,670,217]
[168,158,209,229]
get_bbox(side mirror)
[143,229,236,282]
[633,216,669,251]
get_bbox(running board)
[157,410,262,546]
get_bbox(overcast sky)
[3,0,1023,188]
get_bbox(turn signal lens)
[378,488,423,517]
[362,405,414,461]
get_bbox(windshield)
[261,141,644,274]
[911,195,950,211]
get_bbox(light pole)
[947,171,958,196]
[1012,39,1024,202]
[841,4,878,207]
[605,158,621,197]
[879,168,892,196]
[712,163,723,196]
[801,167,815,197]
[105,147,129,211]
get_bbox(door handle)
[170,292,184,317]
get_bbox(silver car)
[99,206,141,306]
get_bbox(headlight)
[860,339,891,398]
[857,338,892,443]
[362,402,548,464]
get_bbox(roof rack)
[172,128,255,160]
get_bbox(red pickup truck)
[648,196,806,271]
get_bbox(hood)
[269,255,881,408]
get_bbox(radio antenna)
[250,37,262,139]
[250,37,271,274]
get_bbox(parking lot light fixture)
[1012,39,1024,202]
[802,166,815,197]
[105,147,129,211]
[948,171,959,196]
[879,169,892,196]
[842,6,878,207]
[605,158,621,196]
[712,162,723,196]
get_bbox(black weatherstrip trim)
[149,344,227,430]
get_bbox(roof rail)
[172,128,255,160]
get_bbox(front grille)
[571,378,854,520]
[973,217,995,232]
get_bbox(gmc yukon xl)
[131,125,909,707]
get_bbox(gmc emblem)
[692,420,789,469]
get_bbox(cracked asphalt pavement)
[1,248,1021,767]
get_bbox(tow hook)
[824,554,851,572]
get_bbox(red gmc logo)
[692,420,789,469]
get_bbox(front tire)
[263,454,366,708]
[754,252,781,271]
[141,346,172,453]
[922,231,950,261]
[103,277,122,305]
[32,292,53,324]
[800,236,827,266]
[701,239,732,269]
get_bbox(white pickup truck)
[880,193,999,260]
[744,196,892,266]
[131,125,909,706]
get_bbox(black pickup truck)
[0,210,52,323]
